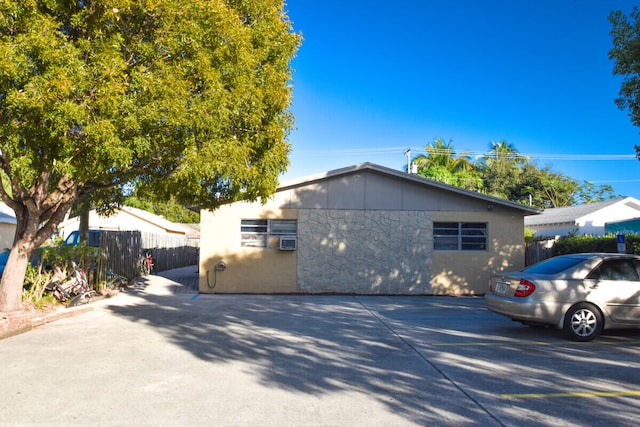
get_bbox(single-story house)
[525,197,640,238]
[199,163,540,295]
[0,202,16,252]
[57,205,200,242]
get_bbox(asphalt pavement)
[1,266,639,426]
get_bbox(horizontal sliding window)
[270,220,297,236]
[434,222,487,251]
[241,219,268,247]
[240,219,297,248]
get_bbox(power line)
[294,146,409,156]
[293,146,638,161]
[291,146,640,186]
[590,179,640,183]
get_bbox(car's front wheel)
[563,303,603,341]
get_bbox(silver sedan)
[485,253,640,341]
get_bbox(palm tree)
[413,138,472,173]
[478,140,528,199]
[479,140,527,167]
[412,138,480,189]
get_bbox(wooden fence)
[96,231,199,282]
[525,239,556,266]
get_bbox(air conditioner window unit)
[279,236,297,250]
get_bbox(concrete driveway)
[1,266,640,426]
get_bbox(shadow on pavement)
[103,267,491,425]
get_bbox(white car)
[485,253,640,341]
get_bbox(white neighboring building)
[525,197,640,237]
[57,206,199,241]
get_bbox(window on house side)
[270,220,297,236]
[241,219,268,247]
[434,222,487,251]
[240,219,297,248]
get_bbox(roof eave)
[278,162,542,215]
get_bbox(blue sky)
[281,0,640,201]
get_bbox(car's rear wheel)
[563,303,603,341]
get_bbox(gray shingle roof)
[525,198,638,226]
[0,211,16,225]
[0,203,16,224]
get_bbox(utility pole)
[404,148,411,174]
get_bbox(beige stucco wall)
[199,166,532,295]
[297,209,432,294]
[431,209,525,294]
[199,204,299,293]
[200,203,526,295]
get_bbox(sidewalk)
[0,304,94,340]
[137,265,199,294]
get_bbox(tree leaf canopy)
[0,0,300,311]
[0,0,300,219]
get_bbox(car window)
[63,231,101,247]
[523,257,585,274]
[64,231,80,245]
[588,259,640,281]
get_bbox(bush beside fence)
[525,234,640,266]
[553,234,640,256]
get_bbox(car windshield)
[63,231,101,247]
[523,256,585,275]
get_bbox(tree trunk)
[0,177,80,312]
[0,242,31,312]
[79,202,90,245]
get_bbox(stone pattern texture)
[297,209,433,294]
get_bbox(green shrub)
[524,228,537,243]
[22,243,99,306]
[22,263,55,309]
[553,234,640,256]
[35,244,98,273]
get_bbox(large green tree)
[0,0,300,312]
[610,7,640,158]
[576,181,618,204]
[477,142,612,208]
[410,139,612,208]
[514,163,579,208]
[124,193,200,224]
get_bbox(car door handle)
[590,284,599,289]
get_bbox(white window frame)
[240,219,297,248]
[434,222,487,251]
[269,219,297,236]
[240,219,268,247]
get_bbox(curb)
[0,305,94,341]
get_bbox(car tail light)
[514,279,536,297]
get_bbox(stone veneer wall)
[297,209,433,294]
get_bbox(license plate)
[495,282,509,294]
